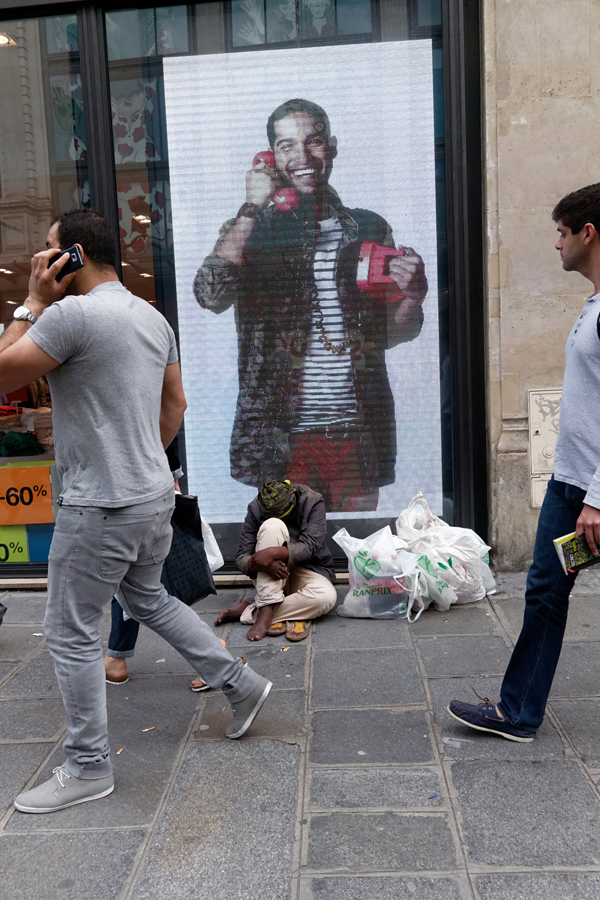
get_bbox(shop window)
[230,0,373,47]
[0,15,88,329]
[0,15,88,570]
[105,6,189,61]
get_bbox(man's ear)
[583,223,598,245]
[75,243,86,265]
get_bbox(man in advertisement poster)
[449,183,600,742]
[0,209,271,814]
[194,98,427,513]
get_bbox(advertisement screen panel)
[164,41,441,524]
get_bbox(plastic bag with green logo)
[394,492,496,613]
[332,525,410,618]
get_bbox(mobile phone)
[252,151,299,211]
[47,245,84,282]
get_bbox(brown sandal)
[267,621,287,636]
[286,620,311,641]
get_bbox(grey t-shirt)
[28,281,178,507]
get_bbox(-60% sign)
[0,466,53,525]
[5,484,47,506]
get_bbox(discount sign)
[0,466,53,525]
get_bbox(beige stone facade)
[484,0,600,567]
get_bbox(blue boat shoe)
[447,697,535,743]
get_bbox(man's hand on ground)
[28,248,78,314]
[576,503,600,556]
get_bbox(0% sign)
[0,539,25,563]
[0,466,53,525]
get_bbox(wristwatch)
[13,305,38,325]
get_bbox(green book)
[553,531,600,575]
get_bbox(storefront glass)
[0,0,458,572]
[0,14,87,567]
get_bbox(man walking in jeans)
[0,209,271,814]
[449,182,600,742]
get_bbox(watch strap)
[13,306,38,324]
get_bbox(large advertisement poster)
[163,41,442,523]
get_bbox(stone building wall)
[484,0,600,567]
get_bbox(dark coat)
[194,192,423,490]
[236,483,335,582]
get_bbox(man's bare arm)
[159,361,187,449]
[0,334,60,394]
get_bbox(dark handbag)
[160,494,217,606]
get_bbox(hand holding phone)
[250,151,299,211]
[47,245,84,282]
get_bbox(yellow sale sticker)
[0,524,29,562]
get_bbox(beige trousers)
[240,517,337,625]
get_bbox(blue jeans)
[107,597,140,658]
[45,490,260,780]
[498,476,585,732]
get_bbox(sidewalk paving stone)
[307,812,457,871]
[549,699,600,767]
[427,676,564,759]
[313,613,409,649]
[416,635,512,677]
[0,743,53,813]
[475,873,600,900]
[0,662,16,681]
[6,583,600,897]
[0,627,46,662]
[1,593,47,624]
[309,768,444,809]
[233,642,307,687]
[6,675,200,831]
[194,688,306,740]
[550,642,600,697]
[311,647,423,707]
[408,603,497,636]
[130,741,299,900]
[308,876,463,900]
[0,830,145,900]
[1,651,58,695]
[452,759,600,866]
[0,696,64,740]
[310,708,434,765]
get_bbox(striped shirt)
[292,216,359,432]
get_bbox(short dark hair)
[266,98,331,148]
[50,208,118,269]
[552,183,600,234]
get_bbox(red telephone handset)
[253,151,299,211]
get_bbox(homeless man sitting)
[216,480,337,642]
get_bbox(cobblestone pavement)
[4,571,600,899]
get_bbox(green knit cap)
[257,480,297,519]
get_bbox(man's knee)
[256,517,289,545]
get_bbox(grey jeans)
[45,489,259,780]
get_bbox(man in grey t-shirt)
[0,209,271,814]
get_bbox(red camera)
[356,242,405,302]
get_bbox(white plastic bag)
[333,526,410,618]
[394,492,496,615]
[201,516,224,573]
